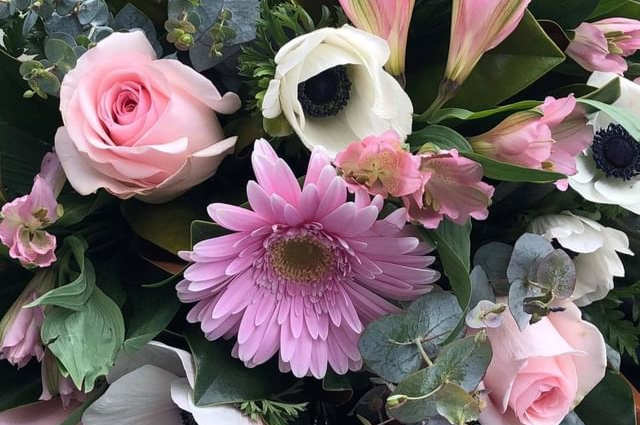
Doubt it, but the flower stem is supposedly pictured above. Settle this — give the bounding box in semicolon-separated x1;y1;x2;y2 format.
414;337;434;367
416;79;459;122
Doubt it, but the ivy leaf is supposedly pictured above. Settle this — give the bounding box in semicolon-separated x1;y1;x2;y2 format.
359;291;463;383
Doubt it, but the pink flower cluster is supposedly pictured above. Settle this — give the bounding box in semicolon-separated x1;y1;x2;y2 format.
0;153;65;268
468;96;592;190
567;18;640;75
335;131;495;229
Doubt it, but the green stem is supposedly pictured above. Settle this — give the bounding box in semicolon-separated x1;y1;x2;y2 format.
415;337;434;367
416;79;459;122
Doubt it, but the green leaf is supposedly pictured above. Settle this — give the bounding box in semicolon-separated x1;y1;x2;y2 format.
41;287;125;392
473;242;513;296
577;98;640;140
535;249;576;298
582;77;622;105
27;236;95;311
575;372;637;425
590;0;640;19
435;383;480;425
408;11;565;112
506;233;555;330
425;220;472;309
529;0;599;28
123;284;181;353
185;327;289;406
583;298;639;363
408;125;472;153
359;291;463;383
55;191;112;228
469;266;496;309
425;101;542;125
0;124;50;197
462;152;566;183
191;220;228;246
44;38;77;74
387;334;491;423
121;195;207;254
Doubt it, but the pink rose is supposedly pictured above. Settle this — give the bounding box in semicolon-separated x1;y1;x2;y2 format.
479;302;606;425
55;31;241;203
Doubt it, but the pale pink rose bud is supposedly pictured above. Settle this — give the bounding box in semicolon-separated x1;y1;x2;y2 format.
55;31;241;203
40;350;86;408
478;301;606;425
468;95;592;188
567;18;640;75
0;270;55;368
334;131;422;198
338;0;415;81
402;148;495;229
0;154;64;268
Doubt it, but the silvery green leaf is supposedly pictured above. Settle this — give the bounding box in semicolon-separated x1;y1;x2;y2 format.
535;249;576;299
44;13;82;37
44;38;76;73
224;0;260;44
48;31;78;46
168;0;195;20
89;0;110;26
55;0;77;15
15;0;31;9
506;233;554;285
0;3;10;19
193;0;223;38
188;35;241;72
435;383;480;425
73;45;87;57
469;265;496;308
473;241;512;295
22;10;39;36
114;4;162;56
91;26;113;42
77;0;100;25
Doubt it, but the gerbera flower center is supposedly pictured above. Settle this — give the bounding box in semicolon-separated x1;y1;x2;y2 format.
269;235;334;284
180;411;197;425
298;65;352;118
591;123;640;180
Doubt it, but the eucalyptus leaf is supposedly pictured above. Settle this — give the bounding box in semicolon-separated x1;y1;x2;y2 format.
225;0;260;44
113;4;162;56
408;125;472;153
22;10;39;35
44;13;83;38
473;242;513;296
387;367;441;423
535;249;576;298
359;291;463;383
44;38;77;74
560;411;587;425
462;152;566;183
435;383;480;425
469;266;496;309
431;334;492;392
77;0;100;25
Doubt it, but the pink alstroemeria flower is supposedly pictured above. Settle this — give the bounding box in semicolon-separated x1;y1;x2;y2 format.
403;148;495;229
445;0;531;85
338;0;415;81
335;131;422;198
0;270;55;368
0;153;65;268
567;18;640;75
40;351;86;408
469;96;592;189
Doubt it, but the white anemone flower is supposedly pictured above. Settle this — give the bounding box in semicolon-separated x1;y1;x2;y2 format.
82;341;260;425
569;72;640;213
262;25;413;158
529;211;633;306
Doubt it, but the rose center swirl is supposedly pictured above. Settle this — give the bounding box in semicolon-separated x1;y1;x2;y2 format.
591;123;640;180
298;65;352;118
268;235;335;284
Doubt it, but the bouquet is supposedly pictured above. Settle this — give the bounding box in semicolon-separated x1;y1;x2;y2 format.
1;0;640;424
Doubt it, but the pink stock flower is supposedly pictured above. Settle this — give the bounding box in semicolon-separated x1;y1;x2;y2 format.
334;131;422;197
0;271;55;368
567;18;640;75
0;153;65;268
338;0;415;79
177;139;439;378
445;0;531;85
402;148;494;229
469;96;592;188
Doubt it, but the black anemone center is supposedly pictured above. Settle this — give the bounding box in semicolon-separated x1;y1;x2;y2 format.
180;411;197;425
298;65;351;118
592;123;640;180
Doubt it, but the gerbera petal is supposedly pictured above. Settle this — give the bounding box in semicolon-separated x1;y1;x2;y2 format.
208;204;270;231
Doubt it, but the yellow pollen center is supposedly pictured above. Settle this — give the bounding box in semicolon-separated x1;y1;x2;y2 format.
269;237;333;284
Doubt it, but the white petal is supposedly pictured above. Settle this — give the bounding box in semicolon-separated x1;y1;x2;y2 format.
570;153;598;184
573;253;614;305
593;177;640;204
108;341;195;387
262;79;282;119
298;43;362;82
83;365;182;425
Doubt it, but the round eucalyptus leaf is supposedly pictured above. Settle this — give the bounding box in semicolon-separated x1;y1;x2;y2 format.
44;38;77;73
77;0;99;25
35;71;60;94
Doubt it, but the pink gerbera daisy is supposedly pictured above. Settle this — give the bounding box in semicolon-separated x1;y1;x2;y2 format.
177;139;440;378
